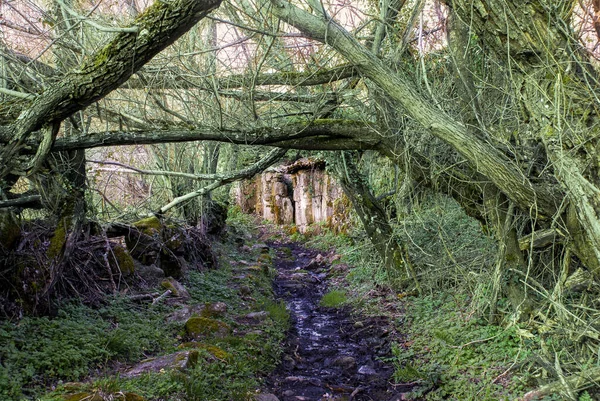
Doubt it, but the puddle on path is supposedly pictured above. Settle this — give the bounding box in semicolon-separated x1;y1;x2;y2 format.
263;241;415;401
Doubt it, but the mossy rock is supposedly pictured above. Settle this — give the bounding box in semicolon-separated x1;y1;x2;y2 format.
178;341;232;361
185;317;231;339
132;216;162;235
201;302;228;318
161;277;190;299
110;245;135;276
123;350;199;378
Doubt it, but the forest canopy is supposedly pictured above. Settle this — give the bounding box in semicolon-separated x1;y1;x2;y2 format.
2;0;600;397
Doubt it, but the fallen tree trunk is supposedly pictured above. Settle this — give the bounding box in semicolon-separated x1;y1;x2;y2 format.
269;0;560;218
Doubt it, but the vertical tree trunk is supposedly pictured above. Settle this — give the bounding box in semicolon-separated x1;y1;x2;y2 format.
331;151;420;292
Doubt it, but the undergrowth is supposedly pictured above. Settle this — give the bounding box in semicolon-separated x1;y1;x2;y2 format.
0;298;176;400
292;196;548;399
1;212;288;401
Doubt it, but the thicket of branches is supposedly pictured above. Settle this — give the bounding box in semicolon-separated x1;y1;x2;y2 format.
2;0;600;396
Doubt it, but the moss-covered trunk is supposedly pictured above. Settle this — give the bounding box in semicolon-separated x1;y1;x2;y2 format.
446;0;600;275
332;152;420;291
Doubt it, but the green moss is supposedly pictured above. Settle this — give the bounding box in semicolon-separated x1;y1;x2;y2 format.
133;216;162;236
111;246;135;276
178;342;232;361
47;221;67;260
184;317;230;339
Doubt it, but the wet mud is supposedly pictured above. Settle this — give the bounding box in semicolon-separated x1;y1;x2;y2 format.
264;241;414;401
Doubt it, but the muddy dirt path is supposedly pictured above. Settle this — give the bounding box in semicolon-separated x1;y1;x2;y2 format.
263;241;414;401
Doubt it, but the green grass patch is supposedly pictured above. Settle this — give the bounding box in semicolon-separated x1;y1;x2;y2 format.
0;298;177;400
320;289;348;307
390;293;529;400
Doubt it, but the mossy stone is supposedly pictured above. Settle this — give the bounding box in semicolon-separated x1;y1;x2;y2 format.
185;317;231;339
161;277;189;299
178;342;232;361
111;245;135;276
201;302;228;318
133;216;162;235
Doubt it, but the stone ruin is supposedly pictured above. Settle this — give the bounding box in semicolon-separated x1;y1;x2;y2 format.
233;158;350;233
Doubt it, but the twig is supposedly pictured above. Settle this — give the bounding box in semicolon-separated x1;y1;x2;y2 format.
152;290;172;305
349;386;363;400
129;292;160;302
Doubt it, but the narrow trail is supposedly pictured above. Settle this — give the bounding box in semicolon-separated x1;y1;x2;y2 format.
263;241;415;401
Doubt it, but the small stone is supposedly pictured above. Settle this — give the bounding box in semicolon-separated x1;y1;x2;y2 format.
245;311;269;320
328;254;342;263
160;277;190;299
122;350;198;378
354;321;364;328
358;365;377;375
239;285;252;295
204;302;228;317
255;394;280;401
167;304;206;323
332;355;356;369
283;390;295;397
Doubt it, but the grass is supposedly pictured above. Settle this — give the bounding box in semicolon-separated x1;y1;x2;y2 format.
2;216;288;401
391;293;528;400
320;289;348;308
0;299;177;400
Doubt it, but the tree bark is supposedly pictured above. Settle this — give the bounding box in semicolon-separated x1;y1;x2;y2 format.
4;121;381;152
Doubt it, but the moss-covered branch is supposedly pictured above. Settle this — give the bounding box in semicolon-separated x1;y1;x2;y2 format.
0;0;222;176
4;120;380;152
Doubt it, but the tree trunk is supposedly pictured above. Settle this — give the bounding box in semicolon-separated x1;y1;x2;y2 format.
331;152;420;292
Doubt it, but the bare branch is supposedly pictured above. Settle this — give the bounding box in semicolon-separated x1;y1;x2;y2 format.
0;0;223;176
157;148;287;215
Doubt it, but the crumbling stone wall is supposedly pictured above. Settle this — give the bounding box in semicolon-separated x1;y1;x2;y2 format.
233;159;349;233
